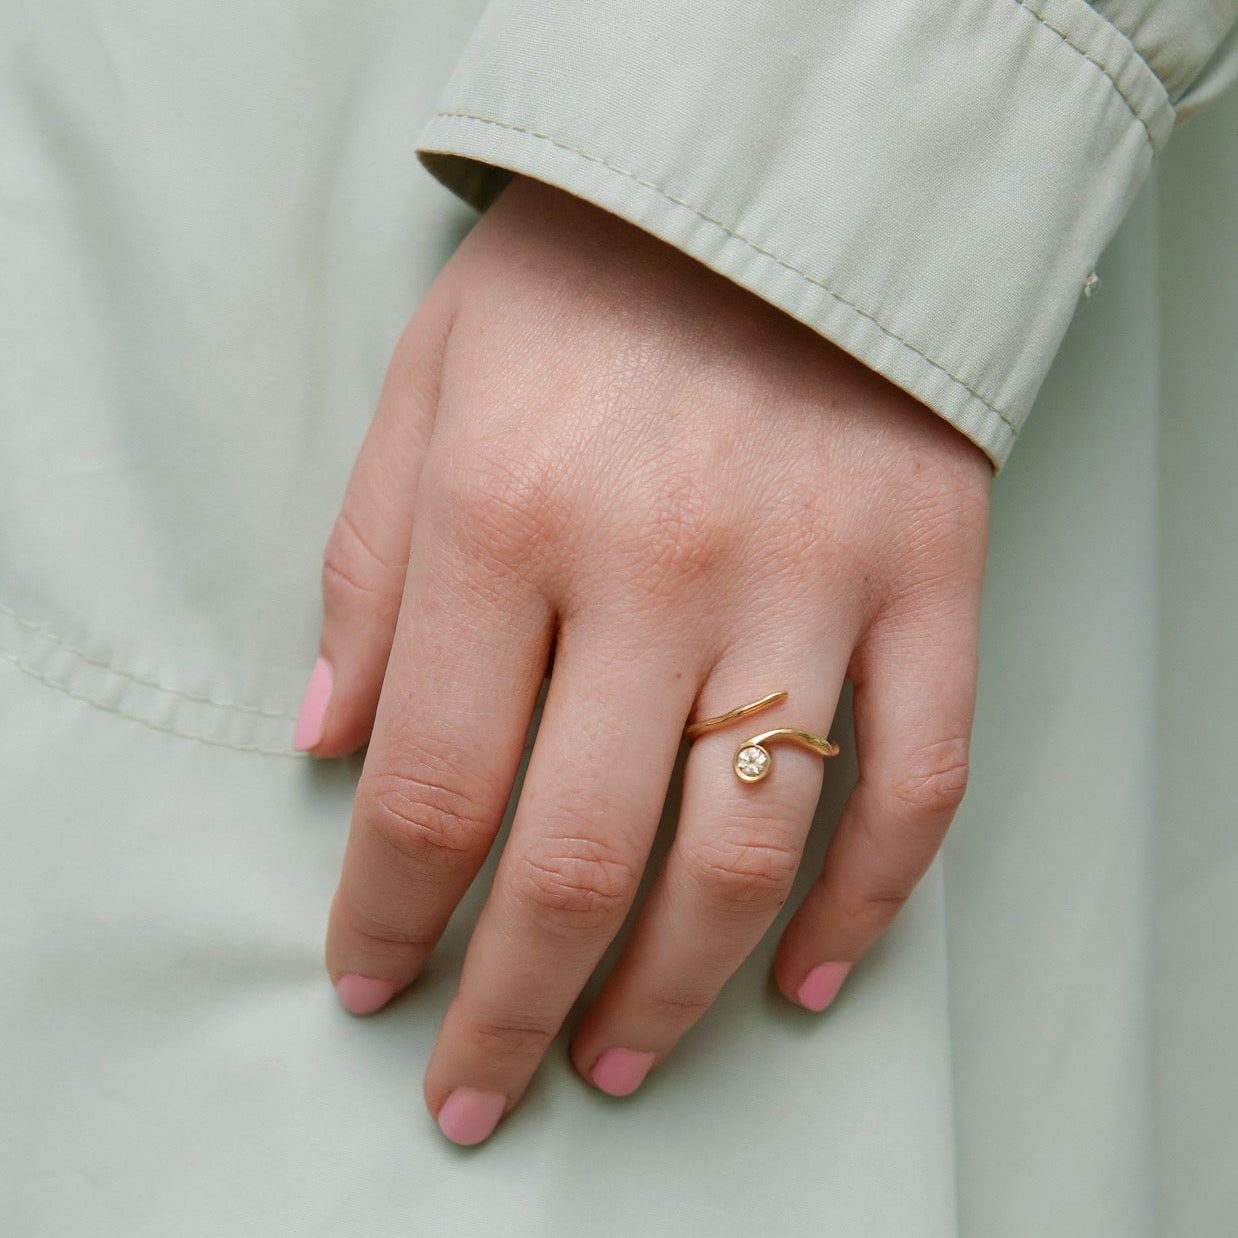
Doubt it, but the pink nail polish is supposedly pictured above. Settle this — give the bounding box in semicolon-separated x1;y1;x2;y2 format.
591;1048;656;1097
437;1087;507;1146
797;962;852;1012
336;974;397;1015
293;656;333;751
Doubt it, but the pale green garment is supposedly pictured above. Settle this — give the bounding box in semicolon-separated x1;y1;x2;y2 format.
415;0;1238;468
0;3;1235;1235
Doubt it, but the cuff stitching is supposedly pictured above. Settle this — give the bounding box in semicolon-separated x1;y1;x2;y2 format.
1013;0;1162;148
430;111;1020;435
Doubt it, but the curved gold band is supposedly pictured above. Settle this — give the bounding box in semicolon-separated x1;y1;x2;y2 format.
684;690;840;784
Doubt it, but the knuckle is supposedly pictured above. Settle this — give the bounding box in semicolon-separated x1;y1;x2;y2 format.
332;886;436;953
885;738;971;819
642;988;714;1024
681;822;801;911
736;473;873;605
321;505;402;610
362;765;494;870
434;450;572;569
510;834;638;929
467;1014;555;1062
893;479;988;583
834;881;914;931
622;471;723;595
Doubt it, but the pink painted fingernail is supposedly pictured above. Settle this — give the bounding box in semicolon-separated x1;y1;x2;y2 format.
293;657;333;751
336;974;397;1015
591;1048;657;1097
437;1087;507;1146
797;962;852;1012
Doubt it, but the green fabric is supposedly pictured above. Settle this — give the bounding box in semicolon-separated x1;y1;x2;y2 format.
0;2;1235;1233
415;0;1237;468
1092;0;1238;100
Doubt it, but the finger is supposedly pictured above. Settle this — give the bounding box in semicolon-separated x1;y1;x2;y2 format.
324;484;552;1012
294;282;456;756
422;622;698;1145
569;636;849;1097
772;602;979;1012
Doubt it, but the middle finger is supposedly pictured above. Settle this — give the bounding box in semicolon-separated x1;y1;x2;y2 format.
424;615;698;1145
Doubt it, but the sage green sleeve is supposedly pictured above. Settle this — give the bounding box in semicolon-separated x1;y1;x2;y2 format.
414;0;1238;469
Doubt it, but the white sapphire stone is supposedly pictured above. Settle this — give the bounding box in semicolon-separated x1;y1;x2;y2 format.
735;745;770;781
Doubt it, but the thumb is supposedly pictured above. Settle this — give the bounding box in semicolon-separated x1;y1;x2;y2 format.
294;285;454;756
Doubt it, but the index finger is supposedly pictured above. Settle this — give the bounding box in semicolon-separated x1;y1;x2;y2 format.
324;506;552;1013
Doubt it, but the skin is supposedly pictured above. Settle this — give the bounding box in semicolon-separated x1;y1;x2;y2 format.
301;173;992;1144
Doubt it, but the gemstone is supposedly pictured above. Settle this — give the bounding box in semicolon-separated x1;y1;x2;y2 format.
735;745;770;781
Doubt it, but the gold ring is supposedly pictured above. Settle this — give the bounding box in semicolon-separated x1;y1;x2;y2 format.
684;690;840;784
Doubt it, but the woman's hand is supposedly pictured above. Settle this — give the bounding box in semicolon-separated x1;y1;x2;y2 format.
295;174;991;1145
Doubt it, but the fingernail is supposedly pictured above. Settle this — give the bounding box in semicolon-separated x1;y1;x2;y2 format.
591;1048;656;1097
797;962;852;1012
336;974;397;1015
437;1087;507;1146
293;656;333;751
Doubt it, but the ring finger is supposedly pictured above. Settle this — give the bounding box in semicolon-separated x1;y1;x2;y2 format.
569;631;851;1096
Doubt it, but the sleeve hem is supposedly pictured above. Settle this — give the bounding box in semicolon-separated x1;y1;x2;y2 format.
419;110;1020;469
415;0;1177;471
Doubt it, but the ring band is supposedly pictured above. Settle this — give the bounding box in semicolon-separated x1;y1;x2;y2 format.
684;690;840;783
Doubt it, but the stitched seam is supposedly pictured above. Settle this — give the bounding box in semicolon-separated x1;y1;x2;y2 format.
1;649;300;758
431;111;1021;436
1011;0;1160;147
0;600;297;719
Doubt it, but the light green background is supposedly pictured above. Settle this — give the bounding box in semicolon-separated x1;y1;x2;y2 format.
1;3;1233;1234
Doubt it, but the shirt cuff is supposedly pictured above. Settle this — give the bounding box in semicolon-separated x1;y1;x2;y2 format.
414;0;1176;469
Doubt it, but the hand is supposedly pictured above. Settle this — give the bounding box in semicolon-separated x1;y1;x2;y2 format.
296;174;991;1145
